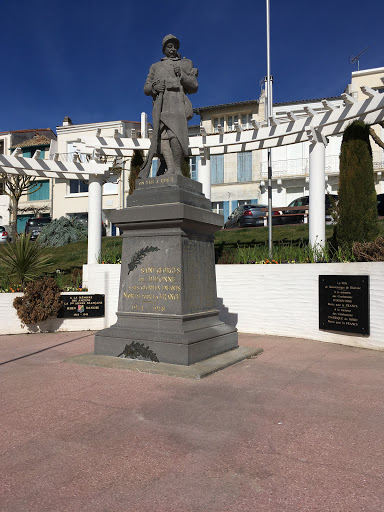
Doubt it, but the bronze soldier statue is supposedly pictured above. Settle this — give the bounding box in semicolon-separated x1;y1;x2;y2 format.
139;35;198;178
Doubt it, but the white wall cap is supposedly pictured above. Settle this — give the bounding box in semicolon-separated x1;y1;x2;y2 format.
352;66;384;78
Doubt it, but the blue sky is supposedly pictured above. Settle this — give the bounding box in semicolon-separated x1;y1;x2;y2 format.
1;0;383;133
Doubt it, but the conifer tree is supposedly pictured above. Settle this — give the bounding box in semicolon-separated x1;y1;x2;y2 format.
128;150;144;195
334;121;378;248
182;157;191;179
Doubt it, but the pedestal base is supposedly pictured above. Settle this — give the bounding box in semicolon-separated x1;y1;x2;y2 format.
95;310;238;365
94;175;238;366
68;346;262;380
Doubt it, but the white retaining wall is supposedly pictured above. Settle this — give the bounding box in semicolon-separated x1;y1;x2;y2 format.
216;263;384;351
2;263;383;351
84;262;384;350
0;291;117;335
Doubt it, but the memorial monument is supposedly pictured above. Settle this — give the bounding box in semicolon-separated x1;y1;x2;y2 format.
95;35;239;366
139;34;198;178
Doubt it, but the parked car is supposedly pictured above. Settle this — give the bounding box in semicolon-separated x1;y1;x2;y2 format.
25;217;52;241
0;226;8;244
281;194;338;224
377;194;384;216
224;204;281;229
72;213;107;236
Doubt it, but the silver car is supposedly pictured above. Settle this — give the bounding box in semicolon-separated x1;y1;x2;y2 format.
0;226;8;243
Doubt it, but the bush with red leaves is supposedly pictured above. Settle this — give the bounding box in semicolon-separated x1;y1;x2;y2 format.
13;277;62;325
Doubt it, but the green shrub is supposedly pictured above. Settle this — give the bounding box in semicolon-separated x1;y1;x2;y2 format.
1;234;53;288
38;216;87;247
13;276;62;324
334;121;379;248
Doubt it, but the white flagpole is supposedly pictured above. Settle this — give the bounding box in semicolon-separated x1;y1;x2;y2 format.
266;0;273;258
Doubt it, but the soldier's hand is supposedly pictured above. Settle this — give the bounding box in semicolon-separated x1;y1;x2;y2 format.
174;65;181;77
154;82;165;93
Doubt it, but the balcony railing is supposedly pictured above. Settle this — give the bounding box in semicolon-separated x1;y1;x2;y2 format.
260;158;309;178
49;152;124;167
260;152;384;178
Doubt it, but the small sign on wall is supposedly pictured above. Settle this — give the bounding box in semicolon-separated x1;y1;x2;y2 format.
319;275;369;336
58;294;105;318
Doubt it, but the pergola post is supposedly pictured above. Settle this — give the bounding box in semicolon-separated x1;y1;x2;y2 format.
87;175;103;264
309;140;326;250
198;149;211;199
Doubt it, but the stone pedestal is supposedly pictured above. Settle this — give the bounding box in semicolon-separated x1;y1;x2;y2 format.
94;174;238;365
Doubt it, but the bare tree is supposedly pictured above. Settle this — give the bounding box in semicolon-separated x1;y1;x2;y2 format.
369;122;384;150
0;174;43;240
17;205;50;218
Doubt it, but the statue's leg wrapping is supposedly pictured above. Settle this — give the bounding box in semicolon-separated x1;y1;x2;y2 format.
160;139;175;174
170;137;184;175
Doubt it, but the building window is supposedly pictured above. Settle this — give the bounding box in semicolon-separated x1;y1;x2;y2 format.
103;175;118;195
214;114;252;133
211;201;223;216
213;117;224;133
28;180;50;201
70;179;89;194
211;154;224;184
189;156;200;181
237;152;252;182
150;158;158;177
227;115;238;132
241;114;252;129
0;140;4;154
22;149;45;159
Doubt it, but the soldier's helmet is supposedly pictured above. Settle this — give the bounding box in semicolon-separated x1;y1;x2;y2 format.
162;34;180;53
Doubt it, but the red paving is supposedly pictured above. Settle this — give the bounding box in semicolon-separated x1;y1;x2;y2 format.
1;331;384;512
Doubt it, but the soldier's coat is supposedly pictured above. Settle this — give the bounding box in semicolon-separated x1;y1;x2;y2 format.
144;57;198;155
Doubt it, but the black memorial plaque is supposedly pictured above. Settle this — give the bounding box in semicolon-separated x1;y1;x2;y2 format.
58;294;105;318
319;275;369;335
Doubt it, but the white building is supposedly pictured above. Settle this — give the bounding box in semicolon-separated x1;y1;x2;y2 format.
194;67;384;220
0;128;57;232
3;67;383;236
54;117;151;236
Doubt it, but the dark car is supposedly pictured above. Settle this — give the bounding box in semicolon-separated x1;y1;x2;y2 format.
377;194;384;216
281;194;338;224
224;204;281;229
25;217;52;240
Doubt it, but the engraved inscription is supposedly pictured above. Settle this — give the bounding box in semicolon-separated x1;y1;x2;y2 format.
125;266;182;314
138;176;176;187
319;275;369;335
58;294;105;318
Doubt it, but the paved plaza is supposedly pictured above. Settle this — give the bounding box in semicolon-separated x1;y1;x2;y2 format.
1;331;383;511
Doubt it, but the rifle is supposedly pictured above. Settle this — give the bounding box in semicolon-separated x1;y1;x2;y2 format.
139;82;164;178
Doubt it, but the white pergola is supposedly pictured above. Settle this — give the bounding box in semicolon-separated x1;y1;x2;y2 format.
0;82;383;262
79;83;384;249
0;151;110;264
